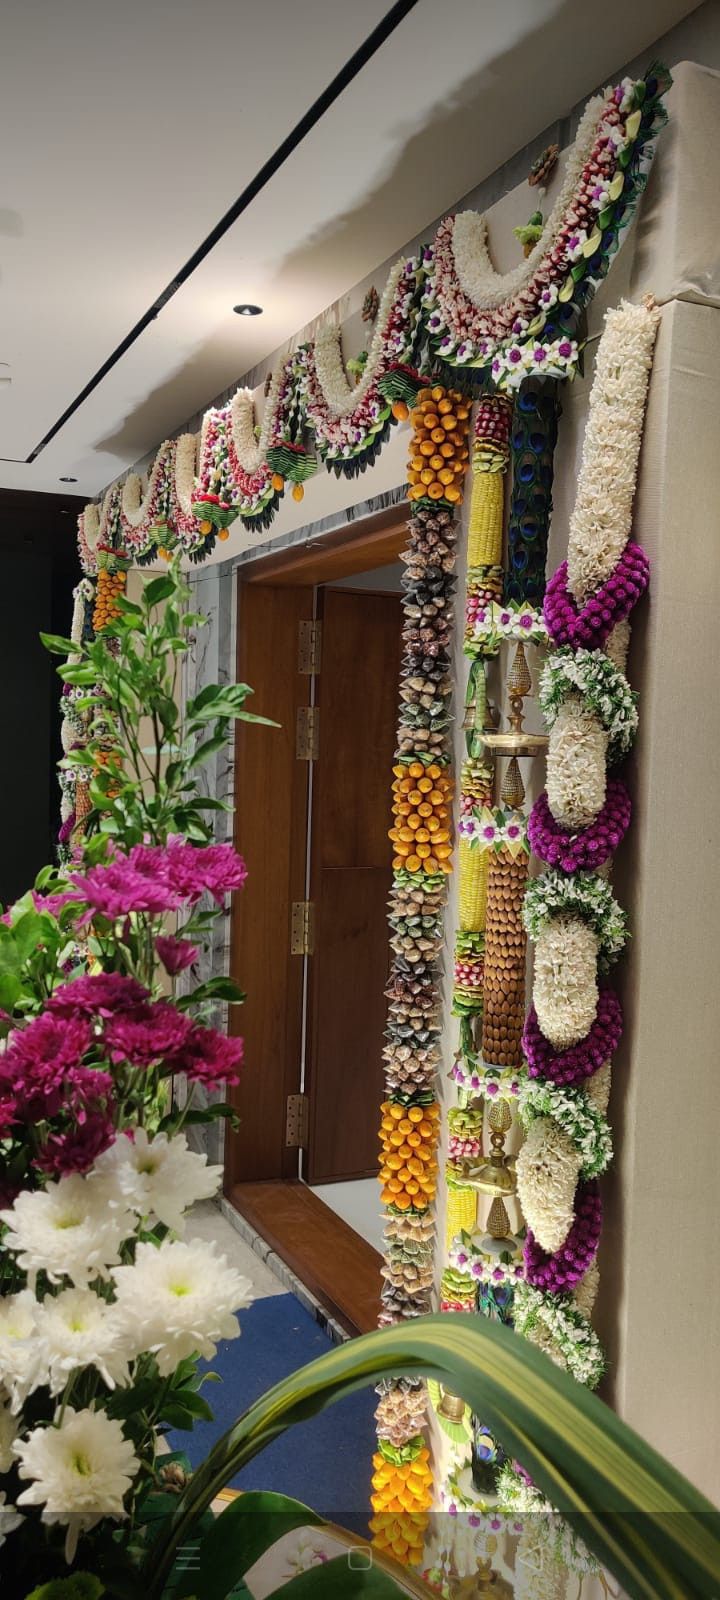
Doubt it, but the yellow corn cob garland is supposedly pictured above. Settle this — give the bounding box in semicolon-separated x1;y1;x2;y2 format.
372;385;470;1565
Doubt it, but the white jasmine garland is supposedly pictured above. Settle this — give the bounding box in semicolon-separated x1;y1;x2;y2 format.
173;431;198;516
567;300;660;603
515;1118;581;1254
0;1175;135;1289
93;1129;223;1233
121;440;174;531
229;365;285;474
15;1407;139;1564
513;1282;606;1389
110;1238;253;1375
545;695;608;829
584;1061;611;1116
451;95;607;312
518;1077;612;1179
523;869;627;970
533;915;599;1048
574;1260;600;1317
541;647;638;764
311;259;407;417
34;1288;131;1395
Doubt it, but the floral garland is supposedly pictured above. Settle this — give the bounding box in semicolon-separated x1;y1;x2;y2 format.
422;67;669;384
372;385;470;1569
514;299;660;1409
76;66;670;566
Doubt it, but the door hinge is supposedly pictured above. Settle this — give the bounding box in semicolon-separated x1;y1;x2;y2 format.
290;900;315;956
298;619;322;675
286;1092;309;1148
296;704;320;760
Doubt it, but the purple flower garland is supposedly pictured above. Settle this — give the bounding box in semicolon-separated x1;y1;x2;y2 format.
523;988;623;1086
528;779;631;873
524;1181;602;1292
543;541;650;649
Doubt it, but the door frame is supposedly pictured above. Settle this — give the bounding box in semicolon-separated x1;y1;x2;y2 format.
225;508;407;1335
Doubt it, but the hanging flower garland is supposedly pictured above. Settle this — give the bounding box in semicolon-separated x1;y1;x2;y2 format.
513;299;660;1424
76;66;670;565
371;383;470;1569
423;66;669;384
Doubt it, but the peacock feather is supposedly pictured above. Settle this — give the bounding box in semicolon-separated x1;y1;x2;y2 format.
505;380;560;606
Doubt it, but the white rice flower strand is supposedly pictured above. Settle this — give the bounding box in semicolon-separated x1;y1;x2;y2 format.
567;298;661;603
515;1119;581;1254
311;260;406;417
532;915;600;1049
519;1079;612;1179
93;1129;223;1233
545;695;608;830
451;95;607;311
110;1238;253;1375
15;1407;139;1564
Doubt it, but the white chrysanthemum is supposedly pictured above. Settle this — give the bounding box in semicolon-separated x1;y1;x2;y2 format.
546;696;608;829
0;1175;135;1288
34;1288;131;1395
0;1291;42;1412
111;1239;253;1375
516;1118;581;1253
15;1407;139;1563
0;1399;19;1472
533;915;599;1048
0;1491;22;1547
93;1129;223;1233
567;299;660;604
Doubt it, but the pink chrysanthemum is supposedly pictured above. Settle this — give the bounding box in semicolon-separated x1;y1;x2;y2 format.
164;840;248;905
171;1023;244;1086
2;1016;93;1118
155;935;199;975
48;973;150;1018
69;855;182;918
103;1002;192;1068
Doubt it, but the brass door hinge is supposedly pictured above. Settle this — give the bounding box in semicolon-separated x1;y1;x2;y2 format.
298;619;322;675
290;900;315;956
296;705;319;760
286;1092;309;1148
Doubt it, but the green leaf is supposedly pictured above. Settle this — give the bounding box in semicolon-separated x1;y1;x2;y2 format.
39;632;76;655
198;1491;323;1600
160;1403;198;1431
143;1315;720;1600
187;730;231;770
144;575;177;606
267;1557;409;1598
0;973;22;1010
178;977;246;1008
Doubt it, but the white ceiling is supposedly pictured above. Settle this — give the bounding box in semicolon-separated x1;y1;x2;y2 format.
0;0;699;497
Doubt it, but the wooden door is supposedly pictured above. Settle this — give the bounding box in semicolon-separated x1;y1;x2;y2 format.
227;581;312;1186
305;586;401;1184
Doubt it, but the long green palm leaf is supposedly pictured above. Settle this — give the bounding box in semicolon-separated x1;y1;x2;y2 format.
143;1314;720;1600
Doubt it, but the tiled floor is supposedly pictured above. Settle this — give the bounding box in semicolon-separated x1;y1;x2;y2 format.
187;1199;285;1298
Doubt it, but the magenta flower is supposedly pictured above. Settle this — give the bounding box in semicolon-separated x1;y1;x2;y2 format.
523;989;623;1087
171;1023;244;1086
164;840;248;905
524;1181;602;1292
156;935;199;975
37;1111;116;1178
2;1015;93;1117
103;1002;192;1068
48;972;150;1018
528;780;631;873
31;890;83;917
69;855;182;918
544;541;650;649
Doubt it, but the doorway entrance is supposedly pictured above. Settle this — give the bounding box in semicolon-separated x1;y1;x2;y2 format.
225;512;406;1334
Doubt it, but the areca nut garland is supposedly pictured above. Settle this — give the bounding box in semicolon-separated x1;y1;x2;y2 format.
373;383;470;1566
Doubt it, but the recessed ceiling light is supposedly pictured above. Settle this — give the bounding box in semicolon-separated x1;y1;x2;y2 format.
233;303;263;316
59;475;77;482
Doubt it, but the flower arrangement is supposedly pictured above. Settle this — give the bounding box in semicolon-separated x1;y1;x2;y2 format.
515;299;660;1409
0;557;274;1592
